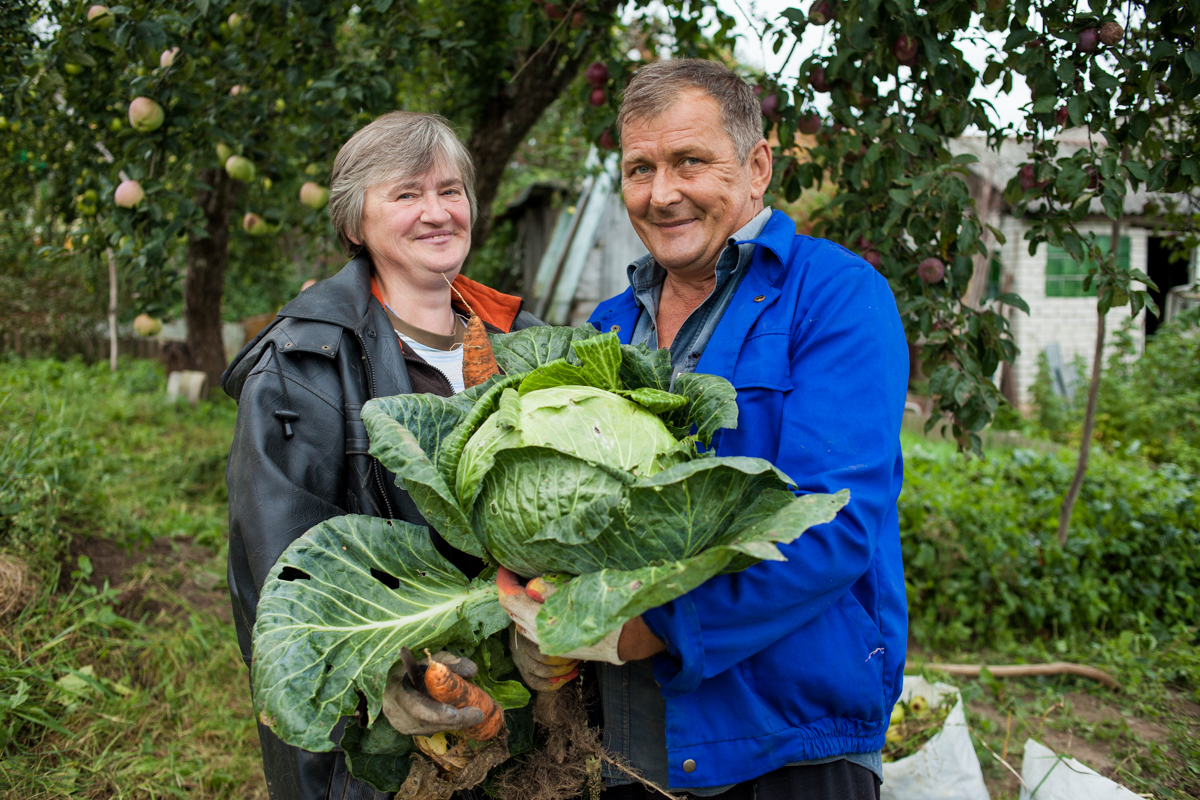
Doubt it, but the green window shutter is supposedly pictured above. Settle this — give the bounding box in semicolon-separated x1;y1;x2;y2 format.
1043;236;1129;298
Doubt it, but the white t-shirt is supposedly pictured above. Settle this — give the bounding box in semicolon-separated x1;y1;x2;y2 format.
396;332;465;394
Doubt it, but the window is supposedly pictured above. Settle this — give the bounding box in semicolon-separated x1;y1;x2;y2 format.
1044;236;1130;297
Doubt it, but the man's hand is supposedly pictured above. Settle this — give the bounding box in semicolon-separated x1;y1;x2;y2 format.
509;626;580;691
381;651;486;735
496;567;627;666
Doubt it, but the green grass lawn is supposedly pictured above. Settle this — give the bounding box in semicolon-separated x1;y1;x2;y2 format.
1;357;1196;798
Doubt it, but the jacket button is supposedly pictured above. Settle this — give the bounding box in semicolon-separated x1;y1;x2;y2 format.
368;330;376;338
682;759;697;773
610;324;621;332
754;295;766;302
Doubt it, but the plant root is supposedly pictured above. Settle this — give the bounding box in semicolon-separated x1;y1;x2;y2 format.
0;554;38;619
923;662;1121;690
495;688;681;800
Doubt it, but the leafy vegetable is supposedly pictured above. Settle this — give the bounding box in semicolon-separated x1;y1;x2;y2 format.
250;515;509;753
362;328;849;655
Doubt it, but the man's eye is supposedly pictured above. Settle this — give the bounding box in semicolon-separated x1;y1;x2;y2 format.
630;165;651;176
683;157;701;166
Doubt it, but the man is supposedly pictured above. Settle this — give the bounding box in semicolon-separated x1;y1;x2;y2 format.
503;59;909;799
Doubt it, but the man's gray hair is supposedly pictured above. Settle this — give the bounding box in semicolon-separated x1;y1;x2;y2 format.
329;111;477;256
617;59;763;163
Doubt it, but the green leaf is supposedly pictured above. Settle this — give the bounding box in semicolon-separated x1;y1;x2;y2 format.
518;332;624;394
616;387;689;414
534;489;850;654
340;720;412;792
996;293;1030;314
251;516;508;752
670;372;739;446
364;396;482;557
618;345;672;391
490;325;600;374
898;133;921;155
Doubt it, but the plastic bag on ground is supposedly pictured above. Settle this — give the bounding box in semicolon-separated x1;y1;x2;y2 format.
881;675;990;800
1018;739;1141;800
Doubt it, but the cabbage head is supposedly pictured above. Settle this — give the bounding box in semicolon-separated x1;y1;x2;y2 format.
362;326;848;655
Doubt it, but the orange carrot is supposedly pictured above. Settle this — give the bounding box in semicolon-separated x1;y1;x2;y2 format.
424;659;505;741
444;276;501;388
462;312;500;388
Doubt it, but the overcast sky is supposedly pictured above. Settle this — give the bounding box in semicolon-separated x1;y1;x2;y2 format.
715;0;1031;131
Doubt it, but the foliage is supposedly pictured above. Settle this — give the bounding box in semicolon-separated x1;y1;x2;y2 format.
359;327;847;656
757;0;1200;452
900;437;1200;651
1094;310;1200;472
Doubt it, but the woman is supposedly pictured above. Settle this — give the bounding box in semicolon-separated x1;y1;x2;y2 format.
223;112;540;800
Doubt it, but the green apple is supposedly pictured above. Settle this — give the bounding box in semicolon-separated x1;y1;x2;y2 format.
114;179;145;208
299;181;329;210
128;97;164;132
225;155;256;182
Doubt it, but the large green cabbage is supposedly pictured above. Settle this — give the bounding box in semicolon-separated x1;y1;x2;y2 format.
248;326;847;789
361;327;848;655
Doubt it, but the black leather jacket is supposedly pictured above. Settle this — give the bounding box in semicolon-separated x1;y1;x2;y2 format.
222;256;540;666
222;257;540;799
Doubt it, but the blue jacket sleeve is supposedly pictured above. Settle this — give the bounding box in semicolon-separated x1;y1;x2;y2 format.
642;259;908;695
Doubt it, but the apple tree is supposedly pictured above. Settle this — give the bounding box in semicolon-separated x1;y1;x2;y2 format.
4;0;658;387
757;0;1198;476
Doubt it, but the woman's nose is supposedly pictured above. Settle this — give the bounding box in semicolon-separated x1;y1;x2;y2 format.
420;193;453;224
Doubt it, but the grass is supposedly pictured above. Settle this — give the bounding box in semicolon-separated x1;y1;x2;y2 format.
0;356;1195;799
0;356;264;799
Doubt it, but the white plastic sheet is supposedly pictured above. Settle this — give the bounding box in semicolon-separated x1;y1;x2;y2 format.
1018;739;1142;800
881;675;991;800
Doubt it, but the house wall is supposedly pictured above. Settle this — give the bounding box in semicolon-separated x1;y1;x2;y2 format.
999;217;1146;407
567;192;648;326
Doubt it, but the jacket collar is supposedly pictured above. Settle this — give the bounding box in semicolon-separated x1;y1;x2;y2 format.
733;209;795;286
278;256;376;330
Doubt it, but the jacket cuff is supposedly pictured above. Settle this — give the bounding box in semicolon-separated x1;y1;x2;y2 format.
645;596;705;697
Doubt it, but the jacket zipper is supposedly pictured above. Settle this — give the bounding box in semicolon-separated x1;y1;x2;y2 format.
355;329;396;520
403;353;456;396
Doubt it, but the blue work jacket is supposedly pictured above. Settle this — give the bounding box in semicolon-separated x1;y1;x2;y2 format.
588;210;909;788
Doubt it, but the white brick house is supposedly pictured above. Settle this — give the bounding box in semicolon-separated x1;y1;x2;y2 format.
953;135;1196;407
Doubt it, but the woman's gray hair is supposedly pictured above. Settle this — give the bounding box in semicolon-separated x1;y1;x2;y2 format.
617;59;763;163
329;111;477;256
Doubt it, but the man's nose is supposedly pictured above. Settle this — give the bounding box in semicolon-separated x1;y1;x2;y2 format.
649;168;682;207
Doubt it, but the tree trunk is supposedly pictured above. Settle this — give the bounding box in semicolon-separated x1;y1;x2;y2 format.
107;247;118;372
184;168;241;391
1057;214;1121;545
465;0;622;254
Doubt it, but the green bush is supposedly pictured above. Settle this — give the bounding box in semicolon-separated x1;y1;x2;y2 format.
1095;310;1200;473
900;441;1200;650
1027;310;1200;471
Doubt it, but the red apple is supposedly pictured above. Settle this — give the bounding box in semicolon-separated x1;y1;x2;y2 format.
585;62;609;88
571;10;586;28
808;0;833;25
1018;163;1047;191
918;257;945;284
1078;28;1099;52
797;113;822;135
544;2;564;20
810;66;830;93
1055;106;1069;126
892;35;918;63
760;93;781;122
589;88;606;107
599;128;617;150
863;249;883;269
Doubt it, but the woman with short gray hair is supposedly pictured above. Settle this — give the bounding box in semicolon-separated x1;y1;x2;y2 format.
222;110;540;800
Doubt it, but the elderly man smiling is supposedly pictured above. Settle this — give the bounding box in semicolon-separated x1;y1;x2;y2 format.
503;59;910;799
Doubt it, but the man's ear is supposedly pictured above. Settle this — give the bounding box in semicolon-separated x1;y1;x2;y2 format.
748;139;773;200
